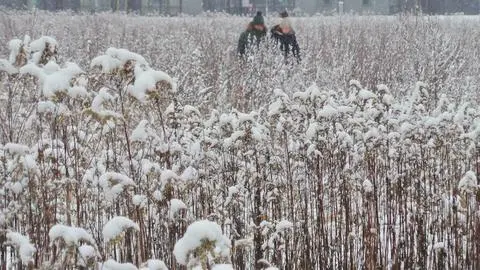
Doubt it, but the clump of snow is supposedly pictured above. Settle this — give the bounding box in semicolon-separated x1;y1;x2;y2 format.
19;63;45;80
349;79;362;89
358;89;377;100
268;100;284;117
78;244;97;267
30;36;58;64
225;186;240;206
30;36;57;53
432;242;446;250
364;127;380;141
131;120;150;142
153;190;163;201
132;195;148;208
235;110;256;124
6;231;36;264
0;212;5;226
103;216;140;243
212;264;234;270
8;39;23;63
318;104;338;118
4;143;30;155
10;182;23;195
234;238;253;248
292;90;310;101
458;171;478;193
106;47;147;66
257;259;278;269
223;130;245;148
180;166;199;181
130;70;176;101
276;220;294;232
305;122;318;140
169;199;187;219
44;61;60;74
38;101;57;113
273;88;289;99
42;62;84;98
91;55;121;73
184;105;201;116
161;170;180;183
376;84;389;92
90;88;122;119
382;94;394;105
173;220;231;266
0;59;17;74
101;259;138;270
19;60;83;99
140;259;168;270
98;172;136;202
99;172;136;187
363;179;374;193
22;154;37;170
68;86;89;98
49;224;95;246
91;47;147;73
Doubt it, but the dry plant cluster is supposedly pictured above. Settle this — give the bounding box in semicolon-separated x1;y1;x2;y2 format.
0;11;480;270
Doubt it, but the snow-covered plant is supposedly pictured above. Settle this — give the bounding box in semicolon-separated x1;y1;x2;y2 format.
5;231;36;266
173;220;231;269
48;224;98;268
103;216;140;243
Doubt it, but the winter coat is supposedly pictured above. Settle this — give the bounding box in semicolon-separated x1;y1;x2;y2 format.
270;24;300;61
237;26;267;56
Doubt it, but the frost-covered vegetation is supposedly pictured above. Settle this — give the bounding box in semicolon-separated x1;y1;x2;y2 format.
1;11;480;270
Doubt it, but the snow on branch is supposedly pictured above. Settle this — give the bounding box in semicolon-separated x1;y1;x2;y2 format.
6;231;36;265
49;224;96;246
91;47;147;74
173;220;231;267
129;69;177;102
100;259;138;270
103;216;140;243
458;171;478;193
139;259;169;270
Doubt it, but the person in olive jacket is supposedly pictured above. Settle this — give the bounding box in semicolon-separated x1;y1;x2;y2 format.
237;11;267;56
270;11;300;62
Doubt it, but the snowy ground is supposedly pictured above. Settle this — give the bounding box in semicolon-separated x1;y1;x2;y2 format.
1;12;480;270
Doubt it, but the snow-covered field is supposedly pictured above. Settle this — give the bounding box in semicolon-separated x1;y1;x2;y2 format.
1;11;480;269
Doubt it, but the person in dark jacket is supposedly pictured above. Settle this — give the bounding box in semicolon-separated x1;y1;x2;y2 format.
237;11;267;56
270;11;300;62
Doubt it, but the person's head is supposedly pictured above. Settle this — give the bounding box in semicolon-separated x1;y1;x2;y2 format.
280;10;288;18
252;11;264;26
279;16;292;34
252;24;265;31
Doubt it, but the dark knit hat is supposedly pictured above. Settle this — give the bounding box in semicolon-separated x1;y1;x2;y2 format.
252;11;264;25
280;10;288;18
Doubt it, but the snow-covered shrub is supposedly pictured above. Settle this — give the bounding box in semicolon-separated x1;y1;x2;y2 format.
5;232;36;266
1;12;480;270
48;224;98;268
173;220;231;269
103;216;140;243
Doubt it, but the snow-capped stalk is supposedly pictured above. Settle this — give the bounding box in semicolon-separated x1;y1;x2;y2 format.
314;155;327;267
250;149;263;270
364;151;378;270
62;125;72;227
153;97;168;145
475;150;480;269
